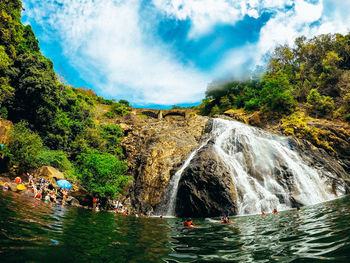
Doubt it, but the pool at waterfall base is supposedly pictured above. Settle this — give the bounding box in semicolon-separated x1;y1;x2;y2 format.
1;191;350;262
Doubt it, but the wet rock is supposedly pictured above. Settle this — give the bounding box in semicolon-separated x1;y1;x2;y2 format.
8;182;18;192
20;189;33;198
175;142;237;217
70;186;91;207
69;197;80;207
288;137;349;193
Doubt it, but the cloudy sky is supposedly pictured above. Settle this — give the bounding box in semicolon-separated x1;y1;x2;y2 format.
22;0;350;108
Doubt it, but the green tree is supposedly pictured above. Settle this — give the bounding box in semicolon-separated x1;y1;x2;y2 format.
118;99;130;107
75;150;131;199
37;149;72;173
219;96;232;111
209;104;221;116
260;75;296;113
307;88;334;116
110;102;129;116
7;121;43;170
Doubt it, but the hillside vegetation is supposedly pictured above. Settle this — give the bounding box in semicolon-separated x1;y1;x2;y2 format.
198;33;350;156
200;33;350;121
0;0;132;199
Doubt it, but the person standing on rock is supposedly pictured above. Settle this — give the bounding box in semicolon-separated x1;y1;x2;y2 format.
3;182;9;191
14;176;21;184
93;197;98;210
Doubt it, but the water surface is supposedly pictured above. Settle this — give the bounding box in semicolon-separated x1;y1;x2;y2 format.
1;191;350;262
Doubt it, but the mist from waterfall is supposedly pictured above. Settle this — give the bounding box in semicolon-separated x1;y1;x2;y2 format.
211;118;345;215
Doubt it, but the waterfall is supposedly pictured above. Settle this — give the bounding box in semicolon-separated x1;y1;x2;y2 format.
158;118;345;217
157;139;210;216
211;118;345;215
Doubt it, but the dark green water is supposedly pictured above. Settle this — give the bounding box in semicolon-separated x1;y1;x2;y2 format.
1;191;350;263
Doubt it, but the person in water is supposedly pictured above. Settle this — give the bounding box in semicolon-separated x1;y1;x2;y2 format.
272;209;278;214
261;211;266;216
221;217;232;223
35;189;42;200
184;218;195;227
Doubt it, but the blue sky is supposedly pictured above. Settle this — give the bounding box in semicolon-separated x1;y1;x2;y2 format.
21;0;350;108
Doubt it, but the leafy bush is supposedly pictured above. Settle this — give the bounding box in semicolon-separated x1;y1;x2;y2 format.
244;98;260;111
7;121;43;170
260;76;296;113
307;89;334;116
103;111;115;119
110;102;129;116
118;99;130;107
37;149;72;172
74;150;131;199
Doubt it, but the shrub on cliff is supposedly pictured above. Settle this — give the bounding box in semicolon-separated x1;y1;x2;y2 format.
37;149;72;174
307;89;335;116
74;150;132;199
7;121;43;170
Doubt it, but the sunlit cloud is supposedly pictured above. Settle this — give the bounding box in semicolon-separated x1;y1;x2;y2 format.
22;0;350;106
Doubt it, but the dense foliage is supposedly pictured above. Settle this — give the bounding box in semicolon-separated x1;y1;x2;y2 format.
0;0;132;199
74;150;130;199
200;33;350;121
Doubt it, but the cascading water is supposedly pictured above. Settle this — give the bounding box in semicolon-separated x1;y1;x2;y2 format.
160;118;345;216
211;118;345;215
158;140;210;216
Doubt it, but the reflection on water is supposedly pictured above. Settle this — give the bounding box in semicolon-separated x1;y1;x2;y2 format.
1;191;350;262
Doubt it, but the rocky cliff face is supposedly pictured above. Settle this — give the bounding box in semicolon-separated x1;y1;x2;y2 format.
175;141;237;217
119;113;208;214
118;110;349;217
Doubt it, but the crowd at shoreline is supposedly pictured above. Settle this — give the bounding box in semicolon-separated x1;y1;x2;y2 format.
2;173;298;228
2;173;71;205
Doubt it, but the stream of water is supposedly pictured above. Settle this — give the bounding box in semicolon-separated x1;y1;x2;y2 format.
1;191;350;262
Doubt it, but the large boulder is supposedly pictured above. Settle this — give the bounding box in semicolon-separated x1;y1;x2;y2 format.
8;182;18;192
175;141;237;217
34;166;65;182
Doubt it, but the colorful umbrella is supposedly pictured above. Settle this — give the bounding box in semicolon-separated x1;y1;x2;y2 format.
17;184;26;191
56;180;72;189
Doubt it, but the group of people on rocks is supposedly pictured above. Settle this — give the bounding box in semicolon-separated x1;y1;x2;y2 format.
2;172;70;205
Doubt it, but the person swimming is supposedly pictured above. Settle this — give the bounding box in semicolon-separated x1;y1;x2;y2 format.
221;217;232;223
272;209;278;214
184;218;195;228
261;211;266;216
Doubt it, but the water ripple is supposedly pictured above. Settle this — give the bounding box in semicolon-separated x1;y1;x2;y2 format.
1;192;350;262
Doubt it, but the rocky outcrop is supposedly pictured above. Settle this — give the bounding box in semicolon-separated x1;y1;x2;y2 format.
34;166;65;182
119;113;208;214
288;137;350;192
175;141;237;217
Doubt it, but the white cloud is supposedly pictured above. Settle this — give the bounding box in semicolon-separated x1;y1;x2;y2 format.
23;0;210;105
22;0;350;105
